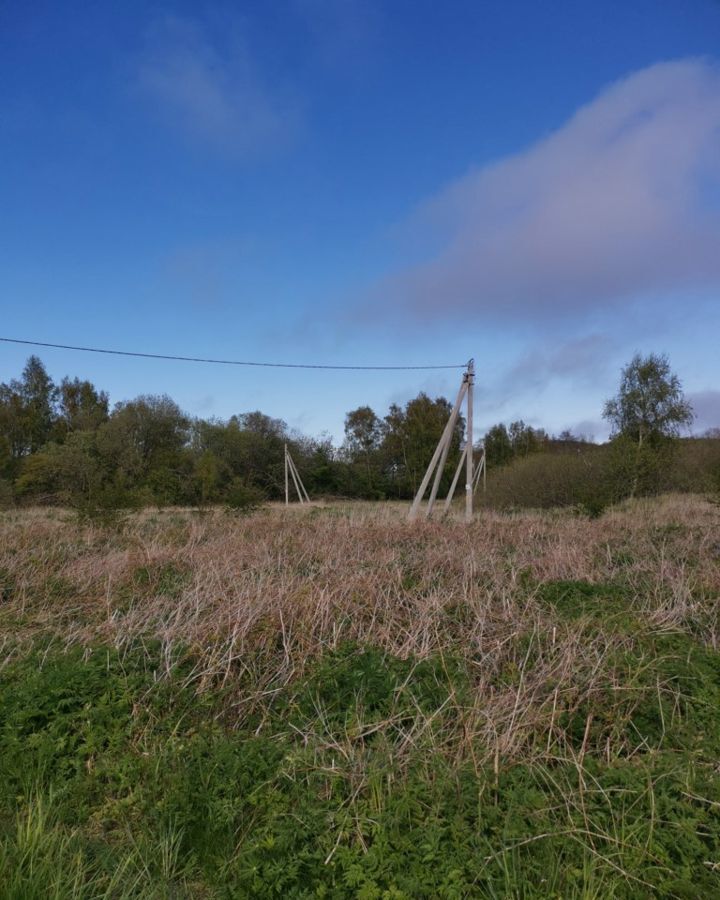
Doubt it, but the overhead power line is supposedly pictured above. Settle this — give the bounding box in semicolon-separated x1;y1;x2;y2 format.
0;337;467;371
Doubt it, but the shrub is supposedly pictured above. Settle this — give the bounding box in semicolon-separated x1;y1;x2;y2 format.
483;447;617;511
224;478;266;513
665;437;720;494
481;437;720;512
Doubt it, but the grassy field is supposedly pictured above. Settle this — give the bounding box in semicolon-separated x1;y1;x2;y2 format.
1;496;720;898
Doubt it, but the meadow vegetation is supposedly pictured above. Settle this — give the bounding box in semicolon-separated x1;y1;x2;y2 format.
2;495;720;897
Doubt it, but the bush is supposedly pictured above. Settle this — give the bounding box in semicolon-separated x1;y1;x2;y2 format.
224;478;265;513
483;448;617;511
482;437;720;513
664;437;720;494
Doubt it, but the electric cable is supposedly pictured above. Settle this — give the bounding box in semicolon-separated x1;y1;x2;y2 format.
0;337;468;371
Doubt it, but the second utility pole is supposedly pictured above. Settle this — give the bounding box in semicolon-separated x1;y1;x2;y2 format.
465;359;474;523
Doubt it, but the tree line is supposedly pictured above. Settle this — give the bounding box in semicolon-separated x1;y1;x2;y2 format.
0;355;468;513
0;353;715;515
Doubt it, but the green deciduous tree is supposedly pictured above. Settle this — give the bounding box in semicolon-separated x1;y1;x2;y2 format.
95;395;191;503
484;424;513;467
344;406;382;490
603;353;694;497
380;393;463;496
19;356;57;453
0;356;57;459
0;385;25;464
484;422;547;468
56;377;109;436
603;353;694;447
508;420;547;457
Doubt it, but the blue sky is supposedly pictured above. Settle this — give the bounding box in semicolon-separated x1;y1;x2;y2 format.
2;0;720;442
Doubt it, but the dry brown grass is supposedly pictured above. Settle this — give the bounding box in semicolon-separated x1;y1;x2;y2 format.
1;494;719;768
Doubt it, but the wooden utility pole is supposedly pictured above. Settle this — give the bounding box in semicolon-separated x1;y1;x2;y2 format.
284;443;289;506
465;359;474;523
408;378;467;521
408;359;476;522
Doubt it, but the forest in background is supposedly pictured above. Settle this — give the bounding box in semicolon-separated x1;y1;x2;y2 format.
1;354;719;516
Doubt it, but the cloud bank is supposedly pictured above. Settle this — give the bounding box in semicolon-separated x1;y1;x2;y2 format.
137;15;297;158
383;59;720;321
500;334;616;395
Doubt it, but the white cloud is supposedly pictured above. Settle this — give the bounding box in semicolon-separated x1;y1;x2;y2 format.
137;15;298;158
380;59;720;321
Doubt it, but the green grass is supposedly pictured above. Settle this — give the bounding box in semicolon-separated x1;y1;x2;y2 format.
2;635;720;898
1;497;719;896
536;579;631;620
